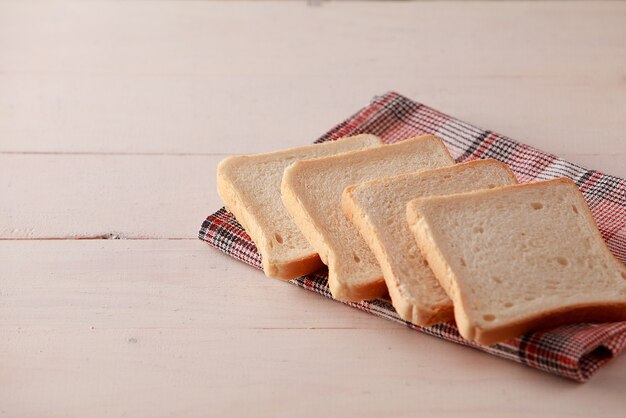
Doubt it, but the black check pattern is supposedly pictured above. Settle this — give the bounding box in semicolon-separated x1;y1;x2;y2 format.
199;92;626;382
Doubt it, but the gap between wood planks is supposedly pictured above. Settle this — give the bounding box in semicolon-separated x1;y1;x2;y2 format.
2;151;625;157
0;236;198;241
0;151;234;156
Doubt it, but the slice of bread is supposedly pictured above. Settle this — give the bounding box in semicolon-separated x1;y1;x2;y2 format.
217;135;382;279
407;178;626;345
281;135;455;301
343;160;518;326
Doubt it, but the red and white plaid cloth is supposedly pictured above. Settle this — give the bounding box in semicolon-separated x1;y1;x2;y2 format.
199;91;626;382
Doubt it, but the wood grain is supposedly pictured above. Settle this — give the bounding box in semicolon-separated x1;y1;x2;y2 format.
2;153;624;240
2;240;626;418
0;154;221;239
1;1;625;156
1;0;626;417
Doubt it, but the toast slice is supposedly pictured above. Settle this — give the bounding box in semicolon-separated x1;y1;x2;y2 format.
217;134;382;279
281;135;455;301
343;160;518;326
407;178;626;345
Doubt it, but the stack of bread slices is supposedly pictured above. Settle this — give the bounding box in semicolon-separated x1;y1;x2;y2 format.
217;134;626;345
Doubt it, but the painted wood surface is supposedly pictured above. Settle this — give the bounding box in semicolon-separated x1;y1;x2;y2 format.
0;154;221;239
2;1;626;157
3;241;626;418
2;1;625;417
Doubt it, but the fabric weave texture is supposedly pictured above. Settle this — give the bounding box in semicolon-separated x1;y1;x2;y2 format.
199;91;626;382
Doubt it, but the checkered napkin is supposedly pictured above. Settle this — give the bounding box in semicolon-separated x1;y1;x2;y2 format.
199;91;626;382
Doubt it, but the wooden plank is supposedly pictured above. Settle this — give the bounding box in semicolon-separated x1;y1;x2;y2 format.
1;1;625;155
3;1;624;78
0;240;396;330
2;240;626;418
2;153;624;240
1;1;626;416
0;154;223;239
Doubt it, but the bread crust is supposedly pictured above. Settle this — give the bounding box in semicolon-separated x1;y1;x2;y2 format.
216;135;383;280
407;203;464;321
344;159;517;325
329;275;388;302
408;177;626;345
217;157;324;279
472;302;626;346
282;135;455;301
343;184;454;324
266;253;326;280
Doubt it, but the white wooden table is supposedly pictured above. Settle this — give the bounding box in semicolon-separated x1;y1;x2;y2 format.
2;1;626;417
